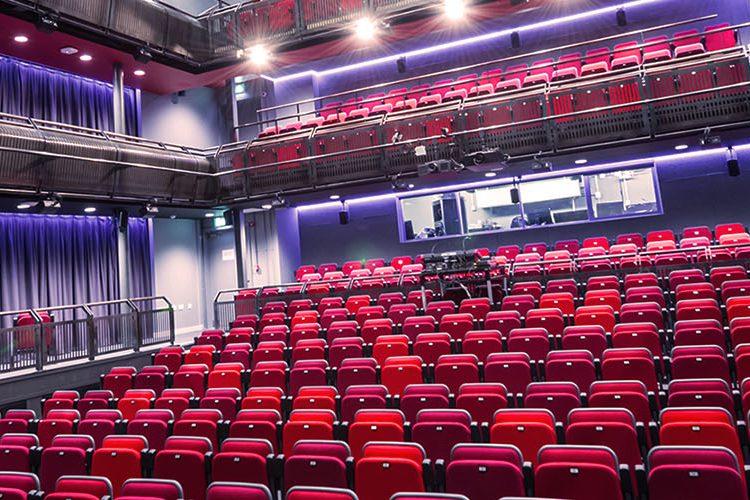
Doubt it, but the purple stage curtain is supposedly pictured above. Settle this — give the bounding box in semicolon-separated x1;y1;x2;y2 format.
0;214;120;314
128;218;154;298
0;55;139;135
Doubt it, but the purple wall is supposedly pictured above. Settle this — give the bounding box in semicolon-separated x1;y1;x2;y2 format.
296;146;750;266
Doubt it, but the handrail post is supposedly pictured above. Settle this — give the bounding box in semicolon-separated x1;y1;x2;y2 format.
164;297;176;345
29;309;44;371
82;305;97;360
127;299;142;352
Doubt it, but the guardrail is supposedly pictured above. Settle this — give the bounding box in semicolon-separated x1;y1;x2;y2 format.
213;242;750;329
0;296;174;374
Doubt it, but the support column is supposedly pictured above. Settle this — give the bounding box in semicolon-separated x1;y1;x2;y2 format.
232;209;247;288
112;63;126;134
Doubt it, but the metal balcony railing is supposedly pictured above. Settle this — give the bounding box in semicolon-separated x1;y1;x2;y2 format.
0;296;175;374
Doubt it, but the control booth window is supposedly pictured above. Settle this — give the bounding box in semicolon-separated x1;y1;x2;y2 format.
398;165;661;242
519;176;588;227
588;168;660;219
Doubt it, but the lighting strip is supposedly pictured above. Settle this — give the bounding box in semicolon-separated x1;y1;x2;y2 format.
295;144;734;211
261;0;663;83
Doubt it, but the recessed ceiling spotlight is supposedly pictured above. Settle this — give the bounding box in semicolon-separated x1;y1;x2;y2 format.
59;46;78;55
84;207;97;213
408;183;415;189
14;35;29;43
16;202;33;210
169;214;177;219
484;172;497;178
675;144;689;151
205;212;215;218
575;159;588;165
133;69;146;76
329;194;341;200
261;203;273;210
79;54;92;62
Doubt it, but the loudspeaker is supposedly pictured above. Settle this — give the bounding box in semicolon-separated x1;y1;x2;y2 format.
397;57;407;74
223;209;235;226
510;31;521;49
404;220;415;240
728;158;740;177
339;209;350;225
616;8;627;26
510;187;520;204
116;210;128;232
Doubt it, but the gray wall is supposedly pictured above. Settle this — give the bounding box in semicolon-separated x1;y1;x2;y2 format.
152;218;205;334
202;226;239;327
297;147;750;265
141;87;229;148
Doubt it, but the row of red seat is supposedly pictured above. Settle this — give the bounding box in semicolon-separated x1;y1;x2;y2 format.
259;25;736;137
293;222;748;281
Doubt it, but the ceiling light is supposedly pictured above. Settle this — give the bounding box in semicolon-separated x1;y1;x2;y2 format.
575;159;588;165
16;202;32;210
133;69;146;76
14;35;29;43
205;212;215;218
83;207;97;213
329;194;341;200
169;215;177;219
674;144;689;151
261;203;273;210
354;18;378;41
484;172;497;178
408;183;415;189
248;44;270;66
59;46;78;55
79;54;92;62
444;0;465;19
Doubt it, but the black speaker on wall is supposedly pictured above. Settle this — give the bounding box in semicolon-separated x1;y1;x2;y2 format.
728;158;740;177
397;57;407;74
510;31;521;49
510;187;520;204
223;209;235;226
339;209;350;225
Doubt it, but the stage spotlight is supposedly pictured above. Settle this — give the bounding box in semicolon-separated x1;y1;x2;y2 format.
139;201;159;218
531;153;552;172
248;44;271;66
700;127;721;148
35;15;57;33
391;174;413;192
354;18;378;41
444;0;466;19
134;47;153;64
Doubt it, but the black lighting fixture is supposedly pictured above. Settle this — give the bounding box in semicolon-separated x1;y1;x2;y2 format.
510;178;520;204
134;47;153;64
616;8;627;27
727;147;741;177
271;192;289;208
391;174;414;192
397;57;407;74
531;152;552;172
510;31;521;49
139;199;159;218
35;15;58;33
417;159;454;176
700;127;722;148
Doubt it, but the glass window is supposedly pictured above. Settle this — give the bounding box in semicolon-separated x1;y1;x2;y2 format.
519;176;588;227
589;167;659;219
459;185;522;233
400;193;464;240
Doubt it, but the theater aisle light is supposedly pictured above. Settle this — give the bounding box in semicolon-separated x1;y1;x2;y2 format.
248;44;271;66
444;0;466;20
354;17;378;41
